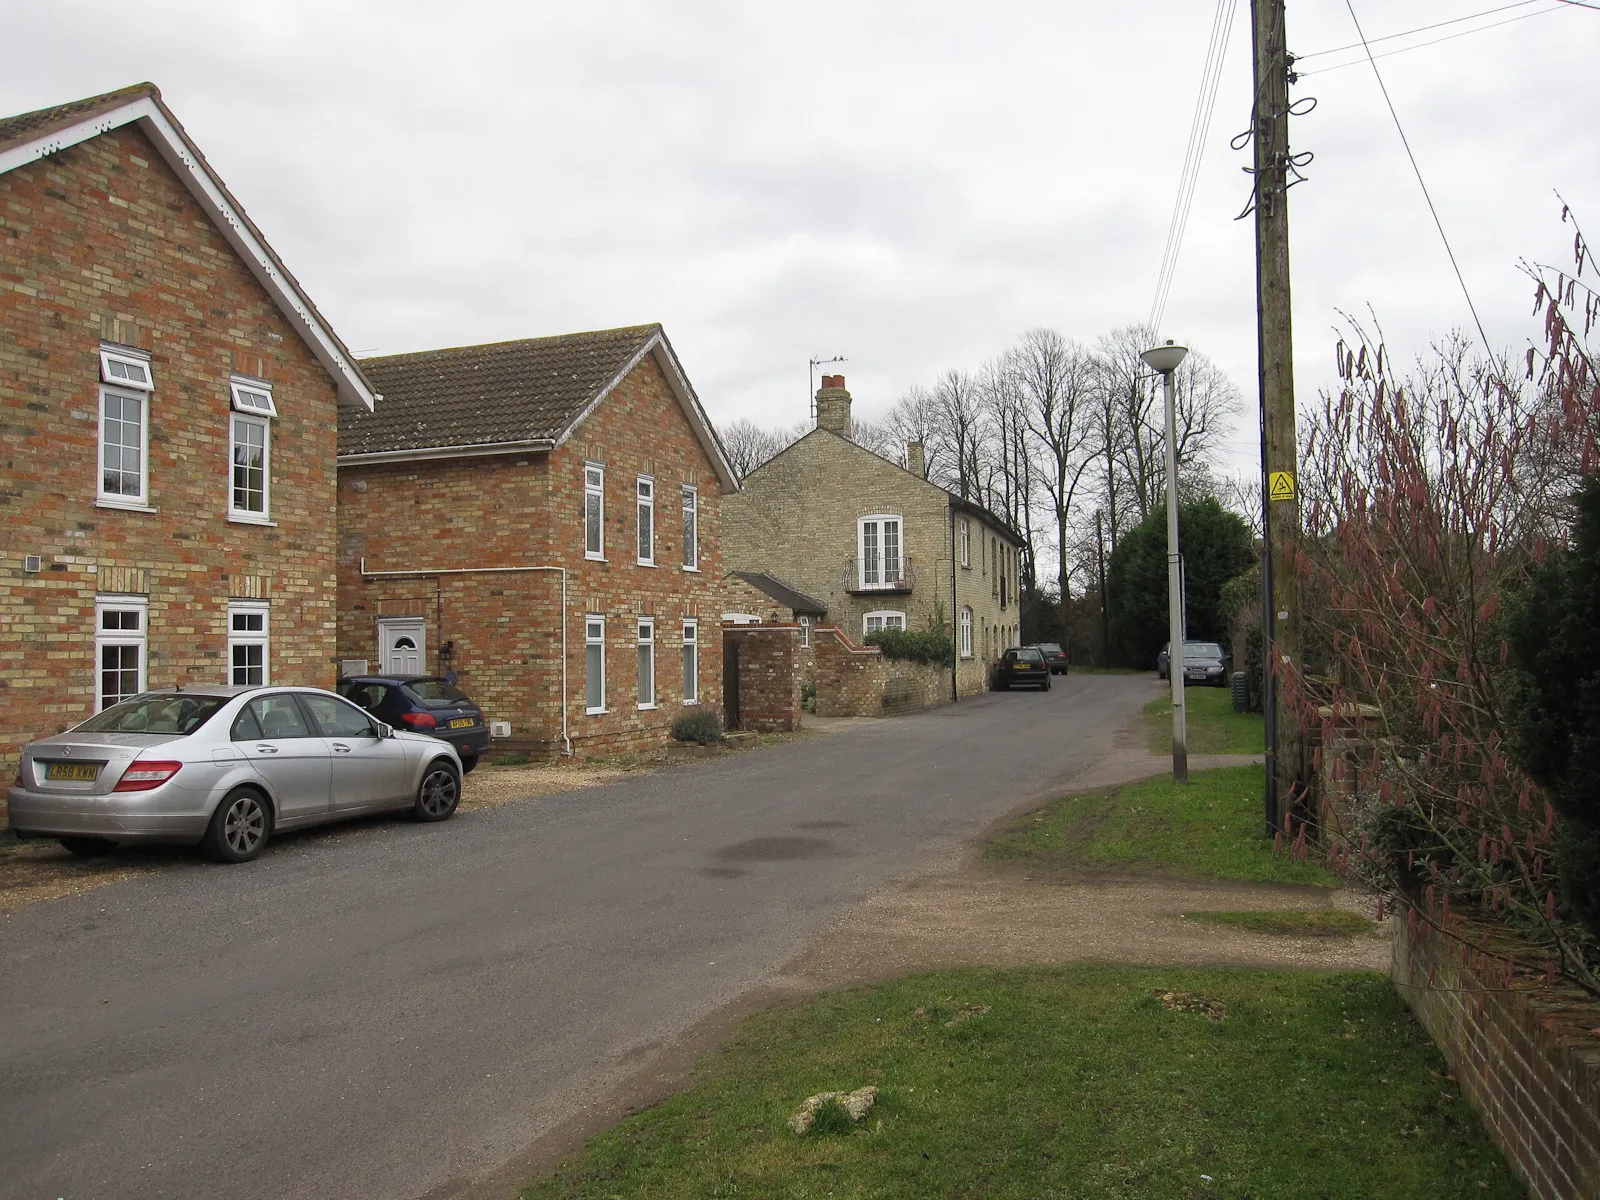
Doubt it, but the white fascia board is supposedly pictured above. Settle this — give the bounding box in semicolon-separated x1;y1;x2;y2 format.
549;329;741;492
337;439;554;467
0;98;377;412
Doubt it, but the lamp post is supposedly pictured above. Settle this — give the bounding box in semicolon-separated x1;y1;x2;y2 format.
1141;339;1189;784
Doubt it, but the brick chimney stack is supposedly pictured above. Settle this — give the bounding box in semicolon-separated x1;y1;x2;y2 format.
815;375;852;440
906;440;926;478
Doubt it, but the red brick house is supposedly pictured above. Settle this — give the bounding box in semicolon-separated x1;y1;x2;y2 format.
336;325;738;758
0;84;378;777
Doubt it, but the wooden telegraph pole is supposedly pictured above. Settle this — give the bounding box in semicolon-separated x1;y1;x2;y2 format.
1251;0;1303;833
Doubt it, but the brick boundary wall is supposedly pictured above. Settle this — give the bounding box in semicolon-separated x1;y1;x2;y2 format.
882;660;951;715
812;626;887;717
1393;914;1600;1199
723;625;801;732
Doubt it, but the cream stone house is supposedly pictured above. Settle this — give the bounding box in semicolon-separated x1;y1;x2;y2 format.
722;376;1025;698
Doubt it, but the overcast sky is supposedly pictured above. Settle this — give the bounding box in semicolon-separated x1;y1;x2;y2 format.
9;1;1598;472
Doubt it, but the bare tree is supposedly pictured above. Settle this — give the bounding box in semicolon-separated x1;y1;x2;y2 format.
877;386;943;481
932;368;986;501
720;418;806;478
1008;328;1096;608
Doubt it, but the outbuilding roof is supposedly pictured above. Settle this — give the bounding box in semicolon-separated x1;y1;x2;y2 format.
338;324;739;489
733;571;828;616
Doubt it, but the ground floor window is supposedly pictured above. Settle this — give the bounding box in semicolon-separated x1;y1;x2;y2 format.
959;607;973;658
95;595;148;710
585;615;606;713
637;617;655;709
228;600;269;686
863;610;906;637
682;619;698;703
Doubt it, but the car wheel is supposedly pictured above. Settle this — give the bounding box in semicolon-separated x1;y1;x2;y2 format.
203;788;272;864
59;836;116;857
414;761;461;822
459;754;479;775
1041;677;1052;691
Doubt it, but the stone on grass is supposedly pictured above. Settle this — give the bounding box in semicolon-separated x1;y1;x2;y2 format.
787;1085;878;1134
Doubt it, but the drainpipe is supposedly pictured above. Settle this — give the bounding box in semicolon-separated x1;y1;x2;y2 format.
358;559;571;756
949;504;959;703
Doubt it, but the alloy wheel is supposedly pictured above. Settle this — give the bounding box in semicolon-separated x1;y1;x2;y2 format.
224;795;267;856
418;767;459;819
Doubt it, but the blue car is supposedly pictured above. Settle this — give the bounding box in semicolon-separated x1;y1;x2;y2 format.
338;675;490;772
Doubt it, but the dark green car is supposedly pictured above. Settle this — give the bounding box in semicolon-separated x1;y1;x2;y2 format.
993;646;1051;691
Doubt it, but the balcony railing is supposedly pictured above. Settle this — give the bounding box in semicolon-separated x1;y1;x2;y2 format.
844;553;916;595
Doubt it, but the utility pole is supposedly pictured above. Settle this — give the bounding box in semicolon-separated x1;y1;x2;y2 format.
1096;509;1110;669
1251;0;1303;833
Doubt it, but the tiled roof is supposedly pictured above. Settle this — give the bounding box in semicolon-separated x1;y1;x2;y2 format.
341;325;663;456
0;83;157;156
734;572;828;616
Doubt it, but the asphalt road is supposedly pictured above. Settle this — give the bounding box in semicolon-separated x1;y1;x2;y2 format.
0;673;1152;1200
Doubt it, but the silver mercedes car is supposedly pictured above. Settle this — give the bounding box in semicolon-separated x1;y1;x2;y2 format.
7;686;462;863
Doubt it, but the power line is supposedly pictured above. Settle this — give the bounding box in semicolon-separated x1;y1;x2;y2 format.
1342;0;1495;360
1297;0;1540;59
1300;4;1569;76
1148;0;1241;334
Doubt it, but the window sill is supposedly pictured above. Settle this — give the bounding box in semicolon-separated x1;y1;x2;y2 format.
585;553;607;562
228;514;277;527
682;698;700;706
585;707;608;716
681;565;700;573
637;560;657;568
96;499;156;513
638;703;658;711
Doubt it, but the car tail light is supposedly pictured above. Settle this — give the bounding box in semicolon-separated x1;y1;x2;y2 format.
400;712;438;731
113;760;184;792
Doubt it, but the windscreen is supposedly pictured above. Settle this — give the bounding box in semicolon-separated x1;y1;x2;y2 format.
1183;643;1224;659
1037;643;1063;653
405;679;470;707
1014;648;1044;662
74;694;226;735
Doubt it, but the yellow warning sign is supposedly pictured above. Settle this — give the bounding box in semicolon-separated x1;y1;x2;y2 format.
1268;471;1296;502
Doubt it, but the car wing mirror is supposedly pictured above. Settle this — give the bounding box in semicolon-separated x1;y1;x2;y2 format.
374;722;394;739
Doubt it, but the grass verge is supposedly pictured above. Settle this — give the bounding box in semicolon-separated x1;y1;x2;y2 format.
986;764;1338;887
1144;684;1264;755
523;964;1518;1199
1183;909;1376;937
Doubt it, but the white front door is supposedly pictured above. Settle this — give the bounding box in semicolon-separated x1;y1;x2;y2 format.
378;619;426;675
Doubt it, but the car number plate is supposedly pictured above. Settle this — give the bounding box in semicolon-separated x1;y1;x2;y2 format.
45;762;99;782
1186;669;1207;678
1012;663;1031;670
448;717;475;729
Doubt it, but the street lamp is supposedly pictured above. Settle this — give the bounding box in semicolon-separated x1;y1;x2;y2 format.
1140;339;1189;784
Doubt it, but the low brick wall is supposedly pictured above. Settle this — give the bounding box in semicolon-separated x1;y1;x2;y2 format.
1393;914;1600;1199
883;660;951;715
723;625;801;732
813;627;887;717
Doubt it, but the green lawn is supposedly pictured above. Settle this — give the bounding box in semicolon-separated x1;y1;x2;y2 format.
1183;909;1377;937
985;764;1338;887
524;965;1519;1199
1145;685;1265;755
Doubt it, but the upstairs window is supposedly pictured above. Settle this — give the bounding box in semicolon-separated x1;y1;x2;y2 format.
584;463;605;559
682;485;699;569
858;515;903;589
959;518;971;567
229;378;277;417
228;377;273;521
637;475;655;565
97;347;153;508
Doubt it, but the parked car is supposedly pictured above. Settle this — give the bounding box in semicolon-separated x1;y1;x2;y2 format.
6;686;462;864
1178;641;1231;686
993;645;1052;691
337;674;488;772
1157;641;1232;684
1033;642;1069;675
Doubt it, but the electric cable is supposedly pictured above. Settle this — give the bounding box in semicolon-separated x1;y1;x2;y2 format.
1297;0;1540;60
1342;0;1495;361
1300;4;1569;76
1147;0;1241;334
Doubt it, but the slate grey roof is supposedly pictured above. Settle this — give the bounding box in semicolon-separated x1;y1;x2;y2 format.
734;571;828;616
341;325;663;457
0;83;155;154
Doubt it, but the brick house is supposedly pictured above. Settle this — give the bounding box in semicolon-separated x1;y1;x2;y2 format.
336;324;738;758
0;84;378;778
722;375;1024;698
